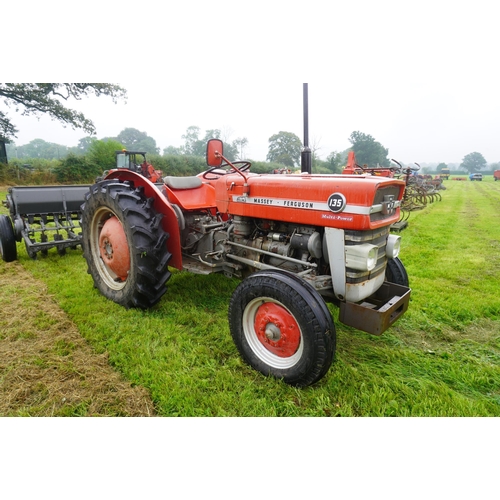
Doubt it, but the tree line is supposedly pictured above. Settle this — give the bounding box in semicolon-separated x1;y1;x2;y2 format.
2;126;497;186
1;84;497;183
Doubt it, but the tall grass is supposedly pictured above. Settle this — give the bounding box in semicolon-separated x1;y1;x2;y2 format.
1;178;499;416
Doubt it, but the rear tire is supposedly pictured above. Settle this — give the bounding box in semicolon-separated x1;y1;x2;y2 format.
0;215;17;262
81;180;172;309
229;270;336;387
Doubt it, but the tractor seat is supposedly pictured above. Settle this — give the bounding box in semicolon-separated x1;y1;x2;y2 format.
163;176;202;190
162;175;216;210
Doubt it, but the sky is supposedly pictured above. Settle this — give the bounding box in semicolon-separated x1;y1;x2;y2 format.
4;1;499;166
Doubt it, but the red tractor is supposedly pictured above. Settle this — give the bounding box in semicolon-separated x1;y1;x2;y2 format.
114;149;163;183
80;139;411;387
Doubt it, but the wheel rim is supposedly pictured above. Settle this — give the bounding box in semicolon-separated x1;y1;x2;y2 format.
90;207;130;290
99;216;130;280
242;297;303;369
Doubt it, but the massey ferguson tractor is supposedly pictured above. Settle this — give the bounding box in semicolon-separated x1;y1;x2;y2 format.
76;139;411;387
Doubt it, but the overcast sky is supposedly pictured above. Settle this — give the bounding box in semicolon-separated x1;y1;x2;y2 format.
4;1;499;166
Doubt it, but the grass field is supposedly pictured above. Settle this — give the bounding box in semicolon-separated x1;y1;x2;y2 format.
1;178;499;416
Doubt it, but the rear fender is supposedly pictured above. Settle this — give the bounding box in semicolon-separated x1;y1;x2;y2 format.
104;170;182;270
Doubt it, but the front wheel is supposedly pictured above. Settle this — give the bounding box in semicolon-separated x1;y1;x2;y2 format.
385;257;409;287
81;180;172;309
228;270;336;387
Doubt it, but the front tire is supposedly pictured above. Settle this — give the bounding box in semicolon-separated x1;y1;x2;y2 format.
229;270;336;387
81;180;172;309
0;215;17;262
386;257;409;287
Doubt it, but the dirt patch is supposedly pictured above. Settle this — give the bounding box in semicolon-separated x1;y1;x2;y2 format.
0;261;156;416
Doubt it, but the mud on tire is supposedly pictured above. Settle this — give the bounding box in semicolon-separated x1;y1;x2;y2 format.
81;180;172;309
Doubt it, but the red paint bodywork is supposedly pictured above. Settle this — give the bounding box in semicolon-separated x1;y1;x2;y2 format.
99;216;130;280
104;170;183;270
105;167;405;271
209;172;405;231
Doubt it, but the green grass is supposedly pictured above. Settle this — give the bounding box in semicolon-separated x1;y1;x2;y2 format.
1;178;499;416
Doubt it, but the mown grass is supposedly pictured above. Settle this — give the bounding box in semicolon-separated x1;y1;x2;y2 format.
0;261;156;416
1;178;499;416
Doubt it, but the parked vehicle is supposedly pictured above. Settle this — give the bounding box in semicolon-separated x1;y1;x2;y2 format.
494;170;500;181
74;139;411;386
0;98;412;386
469;173;483;181
439;167;450;180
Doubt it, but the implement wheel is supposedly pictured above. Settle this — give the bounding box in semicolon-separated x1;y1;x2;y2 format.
229;270;336;387
0;215;17;262
81;180;172;309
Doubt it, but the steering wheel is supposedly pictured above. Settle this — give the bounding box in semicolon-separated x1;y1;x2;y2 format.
202;161;251;180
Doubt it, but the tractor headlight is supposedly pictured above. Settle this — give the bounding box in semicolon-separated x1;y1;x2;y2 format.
345;244;378;271
386;234;401;259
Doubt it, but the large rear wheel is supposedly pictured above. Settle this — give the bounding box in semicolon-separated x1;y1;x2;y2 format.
81;180;172;308
0;215;17;262
229;270;336;387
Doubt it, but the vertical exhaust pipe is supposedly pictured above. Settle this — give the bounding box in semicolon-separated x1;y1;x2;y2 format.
301;83;312;174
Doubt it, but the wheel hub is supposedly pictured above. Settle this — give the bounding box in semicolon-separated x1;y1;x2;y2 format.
102;239;113;259
254;302;301;357
98;216;130;280
265;323;281;341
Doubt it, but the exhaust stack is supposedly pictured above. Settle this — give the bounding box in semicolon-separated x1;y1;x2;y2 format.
301;83;312;174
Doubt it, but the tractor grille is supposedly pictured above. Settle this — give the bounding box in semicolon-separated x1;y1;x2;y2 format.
345;227;390;284
370;185;401;222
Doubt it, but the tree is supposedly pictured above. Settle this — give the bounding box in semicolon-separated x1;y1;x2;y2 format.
116;127;159;155
180;125;204;156
203;129;222;141
460;152;487;173
489;161;500;172
163;145;182;155
233;137;249;160
8;138;68;159
71;136;95;155
325;151;344;174
309;136;323;170
348;131;389;167
267;131;302;167
436;162;448;172
0;83;127;141
175;126;241;160
53;154;101;183
201;129;240;158
87;138;124;172
224;141;239;161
